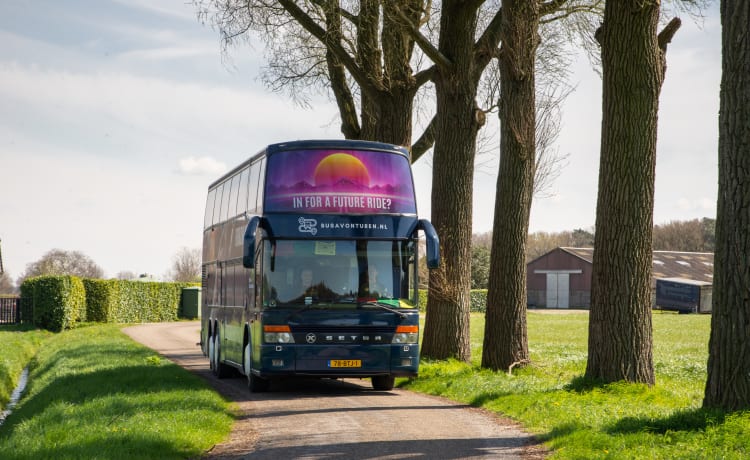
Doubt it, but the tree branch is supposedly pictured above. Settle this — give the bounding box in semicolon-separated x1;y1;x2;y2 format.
309;0;358;24
414;65;437;87
657;17;682;52
507;359;530;375
540;1;604;25
539;0;568;17
390;3;452;70
473;8;504;73
277;0;384;92
323;2;360;139
411;116;436;163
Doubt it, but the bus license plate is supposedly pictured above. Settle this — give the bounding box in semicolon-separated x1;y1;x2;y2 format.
328;359;361;368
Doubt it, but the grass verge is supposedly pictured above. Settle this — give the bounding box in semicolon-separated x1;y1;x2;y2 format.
401;311;750;459
0;324;51;410
0;323;233;459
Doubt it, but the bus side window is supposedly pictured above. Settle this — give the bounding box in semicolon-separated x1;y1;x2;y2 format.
247;162;260;213
206;263;218;305
221;175;238;222
204;189;216;229
237;167;249;216
257;158;266;211
213;183;225;226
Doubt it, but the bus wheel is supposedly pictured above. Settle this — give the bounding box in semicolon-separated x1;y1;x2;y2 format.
243;341;252;376
371;375;395;391
248;373;270;392
212;330;230;379
208;330;216;372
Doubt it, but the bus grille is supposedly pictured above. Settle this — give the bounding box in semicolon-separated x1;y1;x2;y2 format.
290;325;396;345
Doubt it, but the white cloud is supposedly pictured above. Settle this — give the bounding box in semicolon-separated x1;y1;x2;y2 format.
677;197;716;213
112;0;198;22
0;62;339;161
118;45;217;61
178;156;227;175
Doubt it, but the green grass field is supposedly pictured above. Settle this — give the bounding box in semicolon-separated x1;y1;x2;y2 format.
0;325;51;410
401;311;749;459
0;324;232;460
2;312;748;459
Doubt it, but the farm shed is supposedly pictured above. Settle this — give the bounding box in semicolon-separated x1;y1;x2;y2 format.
527;247;714;309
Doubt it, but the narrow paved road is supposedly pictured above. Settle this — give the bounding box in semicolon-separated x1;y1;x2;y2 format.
123;322;547;459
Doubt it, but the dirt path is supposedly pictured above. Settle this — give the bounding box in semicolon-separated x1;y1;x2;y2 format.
123;322;547;459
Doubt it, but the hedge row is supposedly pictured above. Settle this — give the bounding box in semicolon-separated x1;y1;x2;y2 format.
21;276;198;331
20;276;86;332
418;289;488;313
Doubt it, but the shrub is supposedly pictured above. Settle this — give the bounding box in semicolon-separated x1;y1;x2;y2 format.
418;289;488;313
82;278;120;322
20;275;85;331
21;276;198;331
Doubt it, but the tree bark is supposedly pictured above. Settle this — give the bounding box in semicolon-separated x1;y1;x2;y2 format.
703;0;750;411
481;0;538;371
281;0;422;148
421;0;485;361
585;1;678;384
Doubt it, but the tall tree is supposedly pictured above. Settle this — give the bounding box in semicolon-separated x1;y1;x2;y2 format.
417;2;502;361
704;0;750;411
480;0;602;371
0;271;14;295
167;247;202;283
481;0;540;371
18;249;105;283
653;218;706;251
196;1;432;150
585;1;680;384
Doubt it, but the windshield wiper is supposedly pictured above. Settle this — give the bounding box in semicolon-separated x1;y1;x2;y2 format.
357;301;407;319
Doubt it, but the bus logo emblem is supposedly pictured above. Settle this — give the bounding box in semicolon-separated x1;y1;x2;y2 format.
306;333;317;344
298;217;318;235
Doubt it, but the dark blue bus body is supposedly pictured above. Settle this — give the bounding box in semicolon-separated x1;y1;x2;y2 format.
200;140;438;392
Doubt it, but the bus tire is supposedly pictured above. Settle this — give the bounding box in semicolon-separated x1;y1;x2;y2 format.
371;375;395;391
208;328;216;372
243;341;252;376
212;330;230;379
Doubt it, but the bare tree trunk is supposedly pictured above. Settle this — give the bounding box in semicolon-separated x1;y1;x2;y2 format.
704;0;750;411
361;89;415;146
481;0;538;371
421;1;484;361
585;1;679;384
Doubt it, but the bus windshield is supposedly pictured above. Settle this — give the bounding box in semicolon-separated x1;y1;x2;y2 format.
261;239;417;310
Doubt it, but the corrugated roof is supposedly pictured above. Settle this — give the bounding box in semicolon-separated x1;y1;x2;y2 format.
652;251;714;283
560;247;594;263
557;247;714;283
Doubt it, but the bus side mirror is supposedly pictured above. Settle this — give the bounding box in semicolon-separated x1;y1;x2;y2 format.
243;216;262;268
417;219;440;269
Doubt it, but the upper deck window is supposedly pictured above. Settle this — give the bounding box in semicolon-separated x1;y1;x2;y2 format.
264;149;417;214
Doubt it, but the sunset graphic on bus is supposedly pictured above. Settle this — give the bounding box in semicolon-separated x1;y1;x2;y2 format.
265;149;417;214
313;153;370;187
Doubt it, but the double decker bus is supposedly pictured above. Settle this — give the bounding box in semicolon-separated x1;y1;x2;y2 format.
201;139;439;392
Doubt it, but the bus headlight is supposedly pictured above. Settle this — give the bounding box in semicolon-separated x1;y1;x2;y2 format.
392;325;419;344
264;325;295;344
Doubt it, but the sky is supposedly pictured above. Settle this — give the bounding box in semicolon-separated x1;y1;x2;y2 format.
0;1;721;281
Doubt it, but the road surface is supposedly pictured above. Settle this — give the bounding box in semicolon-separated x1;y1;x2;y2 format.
123;322;547;459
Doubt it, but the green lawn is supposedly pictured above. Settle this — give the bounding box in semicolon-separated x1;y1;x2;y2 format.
3;312;748;459
0;324;51;410
0;324;233;460
401;311;749;459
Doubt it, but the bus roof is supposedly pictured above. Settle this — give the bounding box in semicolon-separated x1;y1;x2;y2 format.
209;139;409;190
